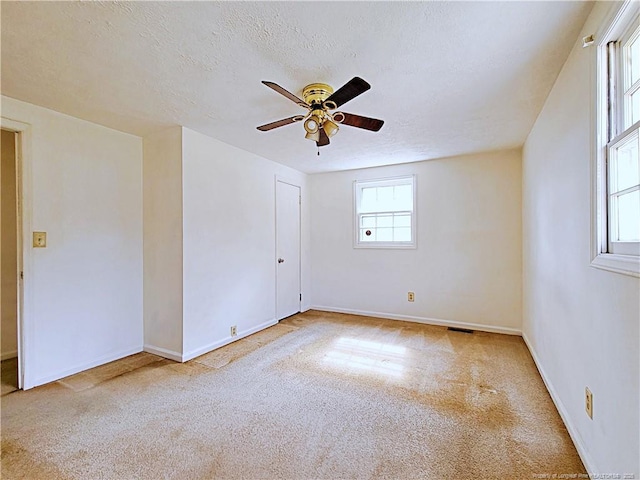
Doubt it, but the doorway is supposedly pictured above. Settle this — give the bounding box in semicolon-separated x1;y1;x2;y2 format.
1;129;19;395
275;179;301;321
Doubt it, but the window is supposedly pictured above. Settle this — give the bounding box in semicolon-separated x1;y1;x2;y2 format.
354;175;416;248
593;1;640;276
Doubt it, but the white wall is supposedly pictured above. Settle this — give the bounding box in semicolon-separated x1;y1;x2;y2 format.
181;128;309;359
143;127;184;359
1;96;143;388
1;129;18;359
310;149;522;333
522;2;640;475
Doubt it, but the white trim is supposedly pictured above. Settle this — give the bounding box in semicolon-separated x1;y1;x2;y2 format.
1;116;33;390
31;345;143;388
353;174;417;249
183;318;277;362
591;0;640;278
309;306;521;336
1;350;18;361
522;333;597;475
591;252;640;277
143;344;183;362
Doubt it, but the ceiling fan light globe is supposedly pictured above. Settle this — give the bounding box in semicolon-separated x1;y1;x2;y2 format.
323;119;339;137
304;116;320;134
305;131;320;142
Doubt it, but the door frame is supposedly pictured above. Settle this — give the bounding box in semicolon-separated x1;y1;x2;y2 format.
274;176;302;320
1;116;33;390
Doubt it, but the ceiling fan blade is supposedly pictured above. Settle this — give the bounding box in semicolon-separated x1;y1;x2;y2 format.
339;112;384;132
324;77;371;108
257;115;304;131
262;81;309;109
317;128;330;147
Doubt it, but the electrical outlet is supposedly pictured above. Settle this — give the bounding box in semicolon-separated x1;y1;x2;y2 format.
585;387;593;419
408;292;415;302
230;325;237;337
33;231;47;248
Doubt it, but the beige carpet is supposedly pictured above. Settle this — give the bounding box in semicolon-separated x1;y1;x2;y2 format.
1;311;584;479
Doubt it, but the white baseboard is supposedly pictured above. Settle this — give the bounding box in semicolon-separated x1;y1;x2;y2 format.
522;332;596;474
309;305;522;336
143;344;182;362
31;345;143;389
1;350;18;361
182;318;277;362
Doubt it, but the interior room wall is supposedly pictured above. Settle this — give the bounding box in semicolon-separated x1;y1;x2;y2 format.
522;2;640;475
181;127;310;359
1;129;18;359
1;96;144;388
310;149;522;333
142;126;184;360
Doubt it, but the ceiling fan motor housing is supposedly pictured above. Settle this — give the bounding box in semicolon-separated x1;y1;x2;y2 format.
302;83;334;106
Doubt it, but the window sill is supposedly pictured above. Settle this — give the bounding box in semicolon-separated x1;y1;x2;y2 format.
354;243;416;250
591;253;640;277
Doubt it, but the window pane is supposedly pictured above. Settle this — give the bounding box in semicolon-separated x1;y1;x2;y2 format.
394;227;411;242
358;181;413;213
631;89;640;126
631;35;640;86
611;134;639;193
394;214;411;227
360;187;378;213
361;215;376;228
394;184;413;210
616;190;640;241
377;186;394;210
377;228;393;242
360;228;375;242
377;214;393;228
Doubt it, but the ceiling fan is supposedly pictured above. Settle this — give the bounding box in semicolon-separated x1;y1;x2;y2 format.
257;77;384;148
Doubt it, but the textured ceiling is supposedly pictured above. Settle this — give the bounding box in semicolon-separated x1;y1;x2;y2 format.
1;1;593;173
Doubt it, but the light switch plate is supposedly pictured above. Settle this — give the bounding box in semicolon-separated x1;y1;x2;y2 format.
33;231;47;248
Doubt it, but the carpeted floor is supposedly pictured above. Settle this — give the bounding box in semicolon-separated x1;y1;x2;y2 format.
1;311;585;479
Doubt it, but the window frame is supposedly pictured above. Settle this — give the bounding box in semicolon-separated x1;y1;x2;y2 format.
607;122;640;255
591;0;640;277
353;175;417;249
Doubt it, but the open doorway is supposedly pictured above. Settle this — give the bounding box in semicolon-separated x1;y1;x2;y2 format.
1;128;19;395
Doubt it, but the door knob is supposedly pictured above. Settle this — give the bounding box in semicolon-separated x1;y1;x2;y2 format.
278;258;285;263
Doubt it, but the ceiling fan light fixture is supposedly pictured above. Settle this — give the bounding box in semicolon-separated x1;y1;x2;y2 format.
304;115;321;134
323;119;339;137
305;130;321;142
257;77;383;149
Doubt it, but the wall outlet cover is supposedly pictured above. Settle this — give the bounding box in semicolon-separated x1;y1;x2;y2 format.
33;231;47;248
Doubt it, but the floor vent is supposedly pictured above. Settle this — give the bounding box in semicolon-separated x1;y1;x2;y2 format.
447;327;474;334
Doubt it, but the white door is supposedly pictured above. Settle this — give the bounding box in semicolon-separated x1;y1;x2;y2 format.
276;180;301;320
